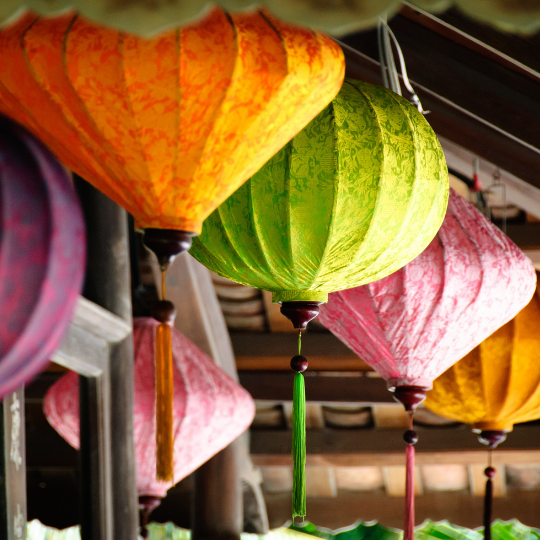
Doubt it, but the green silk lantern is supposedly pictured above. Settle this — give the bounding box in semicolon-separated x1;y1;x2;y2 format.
190;78;449;519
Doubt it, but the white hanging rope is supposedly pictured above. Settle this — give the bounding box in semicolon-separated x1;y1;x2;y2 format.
377;19;429;115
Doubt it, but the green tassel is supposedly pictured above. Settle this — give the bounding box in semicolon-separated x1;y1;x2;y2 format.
292;371;306;519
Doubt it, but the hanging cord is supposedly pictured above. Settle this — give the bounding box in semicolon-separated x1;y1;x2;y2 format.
484;450;495;540
403;412;418;540
153;269;175;482
378;18;429;114
291;329;307;521
485;168;507;233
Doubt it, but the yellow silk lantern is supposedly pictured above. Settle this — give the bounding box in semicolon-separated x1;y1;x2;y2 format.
0;8;344;482
425;283;540;434
425;281;540;540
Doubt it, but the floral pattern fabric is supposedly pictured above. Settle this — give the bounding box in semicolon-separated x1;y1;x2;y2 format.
0;117;85;399
319;189;536;389
190;79;449;303
425;282;540;431
44;318;255;498
0;8;343;233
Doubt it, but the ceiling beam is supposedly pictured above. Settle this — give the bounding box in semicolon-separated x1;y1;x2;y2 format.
265;490;540;530
344;11;540;151
239;371;390;403
440;136;540;220
231;333;370;372
340;14;540;193
251;426;540;466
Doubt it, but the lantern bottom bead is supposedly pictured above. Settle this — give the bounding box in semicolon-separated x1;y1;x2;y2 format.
403;430;418;445
280;301;323;330
291;355;308;373
484;466;496;479
477;430;508;449
144;228;196;269
152;300;176;323
392;386;429;412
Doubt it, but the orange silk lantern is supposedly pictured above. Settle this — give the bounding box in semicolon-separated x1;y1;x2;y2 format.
0;9;343;234
0;9;344;481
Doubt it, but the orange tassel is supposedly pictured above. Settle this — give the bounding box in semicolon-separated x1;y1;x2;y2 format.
155;321;174;482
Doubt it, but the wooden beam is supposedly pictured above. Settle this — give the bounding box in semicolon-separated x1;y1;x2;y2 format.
372;405;409;428
344;13;540;153
419;6;540;78
254;451;540;468
440;136;540;221
1;388;27;540
231;333;370;371
339;32;540;194
239;371;390;403
399;4;540;83
503;223;540;250
251;426;540;466
264;490;540;530
305;467;337;498
383;466;423;497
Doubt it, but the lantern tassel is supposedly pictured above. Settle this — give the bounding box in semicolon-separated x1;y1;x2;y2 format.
291;330;307;520
153;270;176;482
155;321;174;482
484;453;495;540
292;371;306;519
403;412;419;540
404;443;415;540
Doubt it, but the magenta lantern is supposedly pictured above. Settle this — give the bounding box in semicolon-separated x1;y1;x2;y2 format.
0;116;85;398
44;317;255;510
318;189;536;540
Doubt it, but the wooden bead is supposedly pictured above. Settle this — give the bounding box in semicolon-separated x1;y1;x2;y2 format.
403;429;418;445
290;355;308;373
152;300;176;323
484;466;496;479
280;302;322;329
144;229;194;269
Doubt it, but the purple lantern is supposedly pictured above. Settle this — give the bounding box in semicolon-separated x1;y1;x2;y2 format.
0;116;85;397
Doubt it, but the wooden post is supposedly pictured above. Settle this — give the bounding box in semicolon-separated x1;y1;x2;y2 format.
75;179;138;540
192;440;243;540
0;387;27;540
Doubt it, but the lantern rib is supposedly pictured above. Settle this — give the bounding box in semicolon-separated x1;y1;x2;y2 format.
413;233;447;379
173;27;180;207
214;201;263;284
181;11;239;211
388;93;420;376
246;172;282;290
346;81;386;279
117;33;156;205
308;99;340;292
283;138;296;290
11;15;120;205
502;318;539;420
57;16;138;212
364;285;399;378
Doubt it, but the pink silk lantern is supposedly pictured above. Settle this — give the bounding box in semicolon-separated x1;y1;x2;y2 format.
319;189;536;540
0;116;85;398
44;317;255;517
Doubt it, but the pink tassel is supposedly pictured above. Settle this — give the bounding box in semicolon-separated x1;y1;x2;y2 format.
404;443;415;540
